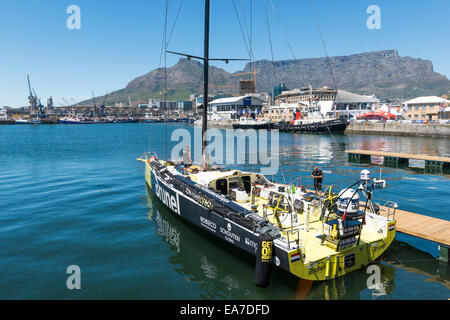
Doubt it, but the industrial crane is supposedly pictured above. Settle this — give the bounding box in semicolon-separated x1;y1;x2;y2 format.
233;69;261;82
26;75;38;116
99;91;108;118
32;88;44;118
233;70;260;95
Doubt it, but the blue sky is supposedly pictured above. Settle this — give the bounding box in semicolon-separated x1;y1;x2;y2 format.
0;0;449;106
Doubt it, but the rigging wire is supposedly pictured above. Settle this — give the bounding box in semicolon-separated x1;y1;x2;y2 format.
264;0;278;85
310;0;339;102
250;0;254;74
263;0;292;188
164;0;169;161
238;0;254;63
269;0;308;87
310;0;359;179
151;0;170;155
167;0;184;46
231;0;253;61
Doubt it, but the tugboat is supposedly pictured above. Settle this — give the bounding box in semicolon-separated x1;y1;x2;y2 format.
287;101;349;133
139;0;396;285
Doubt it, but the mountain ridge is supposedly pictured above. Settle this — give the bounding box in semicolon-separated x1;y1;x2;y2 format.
79;49;450;106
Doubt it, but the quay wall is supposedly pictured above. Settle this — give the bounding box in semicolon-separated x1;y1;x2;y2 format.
194;120;234;129
345;122;450;138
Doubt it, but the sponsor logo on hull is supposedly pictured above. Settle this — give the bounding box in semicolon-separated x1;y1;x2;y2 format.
154;174;181;215
219;223;241;244
200;216;217;233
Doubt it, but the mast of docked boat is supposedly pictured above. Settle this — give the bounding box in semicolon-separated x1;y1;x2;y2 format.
202;0;210;162
164;0;247;166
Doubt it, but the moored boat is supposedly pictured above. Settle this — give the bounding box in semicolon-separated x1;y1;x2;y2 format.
59;117;96;124
139;0;397;285
232;117;271;130
283;100;349;134
16;117;41;125
114;118;138;123
139;155;397;282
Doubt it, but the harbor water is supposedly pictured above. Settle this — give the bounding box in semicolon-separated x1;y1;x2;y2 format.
0;123;448;299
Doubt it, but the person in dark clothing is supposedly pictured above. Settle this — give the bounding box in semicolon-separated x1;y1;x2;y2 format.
311;167;324;196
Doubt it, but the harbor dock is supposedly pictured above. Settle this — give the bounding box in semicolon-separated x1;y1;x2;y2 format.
346;149;450;172
345;122;450;138
377;205;450;263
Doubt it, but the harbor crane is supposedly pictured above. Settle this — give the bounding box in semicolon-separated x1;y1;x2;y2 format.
32;88;44;118
26;75;38;116
99;92;108;118
233;69;261;82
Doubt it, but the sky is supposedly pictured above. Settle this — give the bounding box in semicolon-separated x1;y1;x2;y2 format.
0;0;449;107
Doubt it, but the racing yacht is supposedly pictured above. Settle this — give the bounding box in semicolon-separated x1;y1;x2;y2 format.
139;0;396;284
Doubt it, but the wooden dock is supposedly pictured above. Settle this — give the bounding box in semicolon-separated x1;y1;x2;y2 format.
377;205;450;263
377;206;450;246
346;149;450;171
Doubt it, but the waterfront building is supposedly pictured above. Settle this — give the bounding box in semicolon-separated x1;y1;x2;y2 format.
265;102;308;122
274;86;379;118
148;99;161;109
333;90;380;118
0;106;8;119
177;100;193;113
275;86;336;105
272;83;289;101
404;96;449;121
191;93;217;115
208;94;265;121
159;101;178;110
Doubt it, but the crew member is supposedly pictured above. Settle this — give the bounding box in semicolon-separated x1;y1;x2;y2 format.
182;145;192;173
311;166;324;196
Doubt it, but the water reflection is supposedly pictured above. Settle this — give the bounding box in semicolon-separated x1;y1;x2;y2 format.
381;242;449;290
146;188;299;299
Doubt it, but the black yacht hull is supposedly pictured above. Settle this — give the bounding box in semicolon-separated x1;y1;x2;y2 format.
283;118;348;133
232;123;271;130
146;162;292;274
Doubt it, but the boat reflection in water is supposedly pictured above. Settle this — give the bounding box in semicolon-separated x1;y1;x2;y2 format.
145;187;448;300
146;188;301;299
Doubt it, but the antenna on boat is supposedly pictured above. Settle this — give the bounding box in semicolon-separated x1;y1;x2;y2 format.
166;0;249;164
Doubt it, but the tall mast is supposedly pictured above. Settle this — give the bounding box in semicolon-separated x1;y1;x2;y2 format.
202;0;210;154
164;0;248;154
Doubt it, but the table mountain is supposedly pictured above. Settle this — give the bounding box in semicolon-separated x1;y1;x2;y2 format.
80;50;450;106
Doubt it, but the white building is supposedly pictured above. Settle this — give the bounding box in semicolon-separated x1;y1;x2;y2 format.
0;107;8;119
149;99;161;109
334;90;380;118
208;95;266;121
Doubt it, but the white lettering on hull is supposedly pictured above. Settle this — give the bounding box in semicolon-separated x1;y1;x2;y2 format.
154;176;180;215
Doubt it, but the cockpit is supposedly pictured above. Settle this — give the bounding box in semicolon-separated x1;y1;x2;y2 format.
206;171;270;203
